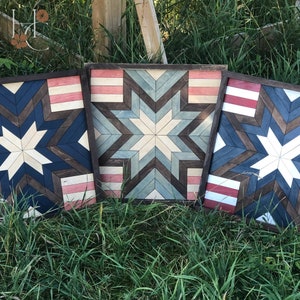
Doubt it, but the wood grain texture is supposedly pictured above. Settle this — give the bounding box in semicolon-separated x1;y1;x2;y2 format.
0;71;97;216
200;71;300;228
89;65;225;201
134;0;167;63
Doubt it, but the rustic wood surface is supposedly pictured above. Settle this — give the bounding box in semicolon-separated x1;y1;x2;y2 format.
88;64;226;201
0;70;98;215
199;71;300;227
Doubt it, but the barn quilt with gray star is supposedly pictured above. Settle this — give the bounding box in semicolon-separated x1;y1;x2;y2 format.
199;71;300;227
0;71;97;216
88;64;226;201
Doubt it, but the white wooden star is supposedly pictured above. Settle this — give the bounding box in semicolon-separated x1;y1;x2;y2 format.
251;128;300;187
0;122;52;179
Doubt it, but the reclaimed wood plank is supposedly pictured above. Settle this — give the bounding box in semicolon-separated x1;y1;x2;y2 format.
134;0;167;63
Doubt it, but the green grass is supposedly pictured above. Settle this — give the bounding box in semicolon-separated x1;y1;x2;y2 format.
1;0;300;298
0;0;95;75
0;199;300;299
1;0;300;82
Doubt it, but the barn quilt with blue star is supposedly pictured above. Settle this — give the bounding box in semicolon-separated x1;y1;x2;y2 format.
88;64;226;201
0;71;97;216
199;71;300;227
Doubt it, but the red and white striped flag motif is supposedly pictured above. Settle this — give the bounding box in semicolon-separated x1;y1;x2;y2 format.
90;69;123;103
61;173;96;210
204;174;240;214
188;70;222;104
99;166;123;198
223;78;261;117
47;76;84;112
187;168;202;201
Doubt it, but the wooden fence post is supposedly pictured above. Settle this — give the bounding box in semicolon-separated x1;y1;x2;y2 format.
92;0;126;61
134;0;167;63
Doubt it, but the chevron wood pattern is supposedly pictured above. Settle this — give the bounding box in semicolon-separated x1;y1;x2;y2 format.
199;71;300;228
88;64;226;202
0;71;98;216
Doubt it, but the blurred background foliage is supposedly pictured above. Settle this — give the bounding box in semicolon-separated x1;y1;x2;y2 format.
0;0;300;83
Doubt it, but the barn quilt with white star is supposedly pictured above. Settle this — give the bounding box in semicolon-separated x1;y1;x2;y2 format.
0;71;98;216
88;64;226;201
199;71;300;227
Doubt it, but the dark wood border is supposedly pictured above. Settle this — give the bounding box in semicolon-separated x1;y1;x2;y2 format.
0;69;83;84
197;70;300;231
0;68;100;205
223;70;300;91
85;63;228;204
85;63;228;72
80;70;102;200
198;70;300;204
197;70;229;204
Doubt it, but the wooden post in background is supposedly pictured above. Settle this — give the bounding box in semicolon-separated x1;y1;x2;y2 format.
92;0;126;61
134;0;167;64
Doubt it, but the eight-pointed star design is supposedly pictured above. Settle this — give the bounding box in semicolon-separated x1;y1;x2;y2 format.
0;122;51;179
129;110;181;161
251;128;300;187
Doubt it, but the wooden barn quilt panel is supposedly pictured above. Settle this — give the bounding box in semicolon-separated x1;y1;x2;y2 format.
88;64;226;201
199;71;300;227
0;71;98;216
